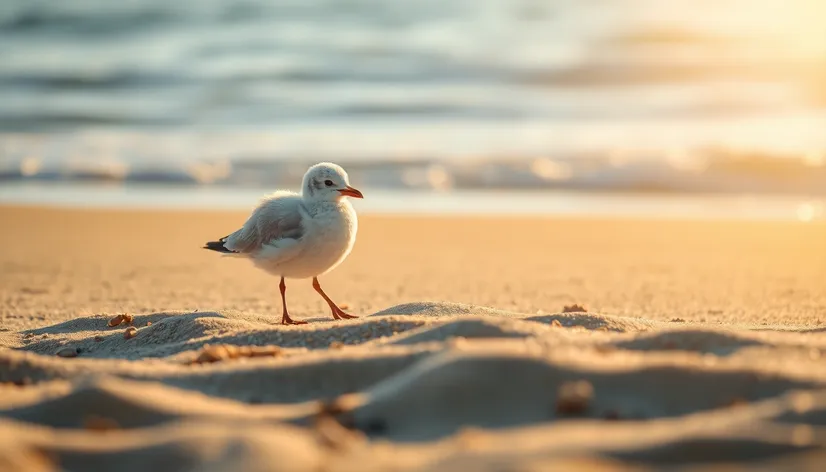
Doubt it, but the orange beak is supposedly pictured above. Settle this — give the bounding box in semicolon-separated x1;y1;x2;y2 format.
338;185;364;199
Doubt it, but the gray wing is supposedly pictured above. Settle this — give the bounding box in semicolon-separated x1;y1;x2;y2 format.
223;192;305;254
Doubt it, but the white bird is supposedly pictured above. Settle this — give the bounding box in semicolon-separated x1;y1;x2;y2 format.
203;162;363;325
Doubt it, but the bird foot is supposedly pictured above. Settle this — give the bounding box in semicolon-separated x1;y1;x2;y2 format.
332;308;359;320
281;317;308;325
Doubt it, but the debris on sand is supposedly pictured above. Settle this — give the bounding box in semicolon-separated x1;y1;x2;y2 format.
562;304;587;313
83;415;120;432
555;380;594;416
192;344;283;364
108;313;134;327
123;327;138;340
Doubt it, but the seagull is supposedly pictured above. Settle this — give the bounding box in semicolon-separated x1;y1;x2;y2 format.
203;162;363;325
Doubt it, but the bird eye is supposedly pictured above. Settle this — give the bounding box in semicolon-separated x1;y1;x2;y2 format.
324;179;334;187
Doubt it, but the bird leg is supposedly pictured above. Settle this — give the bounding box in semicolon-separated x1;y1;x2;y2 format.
279;277;307;325
312;277;358;320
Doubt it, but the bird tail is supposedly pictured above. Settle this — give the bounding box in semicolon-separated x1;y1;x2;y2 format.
203;235;237;254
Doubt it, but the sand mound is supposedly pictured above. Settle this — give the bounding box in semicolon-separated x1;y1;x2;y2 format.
371;302;518;317
348;351;825;440
385;317;548;345
3;301;826;470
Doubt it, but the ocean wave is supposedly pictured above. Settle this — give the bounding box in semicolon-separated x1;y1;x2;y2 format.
1;0;825;198
2;134;824;196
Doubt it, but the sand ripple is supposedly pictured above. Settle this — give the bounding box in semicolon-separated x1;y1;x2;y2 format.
3;302;826;470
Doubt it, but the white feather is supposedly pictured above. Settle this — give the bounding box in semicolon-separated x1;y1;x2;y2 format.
208;163;360;280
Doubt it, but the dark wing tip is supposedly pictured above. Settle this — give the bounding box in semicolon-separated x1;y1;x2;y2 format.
203;239;237;254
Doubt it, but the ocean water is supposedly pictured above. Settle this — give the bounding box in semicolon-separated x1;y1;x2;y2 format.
1;0;825;214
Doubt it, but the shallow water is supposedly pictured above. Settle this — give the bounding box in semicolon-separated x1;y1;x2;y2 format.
1;182;823;221
1;0;824;196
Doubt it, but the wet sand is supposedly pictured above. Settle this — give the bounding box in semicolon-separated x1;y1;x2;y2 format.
1;205;826;471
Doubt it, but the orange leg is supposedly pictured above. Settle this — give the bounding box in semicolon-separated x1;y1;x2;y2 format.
312;277;358;320
279;277;307;325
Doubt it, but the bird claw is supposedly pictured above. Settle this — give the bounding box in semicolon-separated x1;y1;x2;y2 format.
332;309;358;320
281;318;308;325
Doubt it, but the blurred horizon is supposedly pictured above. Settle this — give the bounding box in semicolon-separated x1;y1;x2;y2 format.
1;0;825;215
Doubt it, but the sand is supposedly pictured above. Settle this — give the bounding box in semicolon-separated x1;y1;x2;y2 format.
1;205;826;471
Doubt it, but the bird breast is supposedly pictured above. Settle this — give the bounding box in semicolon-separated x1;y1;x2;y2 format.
301;203;358;271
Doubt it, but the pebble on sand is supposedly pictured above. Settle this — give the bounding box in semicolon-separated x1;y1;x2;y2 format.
555;380;594;416
56;347;79;358
123;327;138;340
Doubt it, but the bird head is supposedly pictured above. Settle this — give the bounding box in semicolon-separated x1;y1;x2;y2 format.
302;162;364;202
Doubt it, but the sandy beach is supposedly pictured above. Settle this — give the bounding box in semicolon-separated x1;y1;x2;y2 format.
2;205;826;471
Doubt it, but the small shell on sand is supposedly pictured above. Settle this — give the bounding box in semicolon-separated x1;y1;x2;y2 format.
192;344;282;364
550;319;563;327
123;327;138;340
338;303;350;310
555;380;594;416
56;347;78;358
108;313;134;327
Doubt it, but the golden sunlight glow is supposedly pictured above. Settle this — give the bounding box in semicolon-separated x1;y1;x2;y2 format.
803;151;825;167
796;202;823;222
741;0;826;59
777;3;826;58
